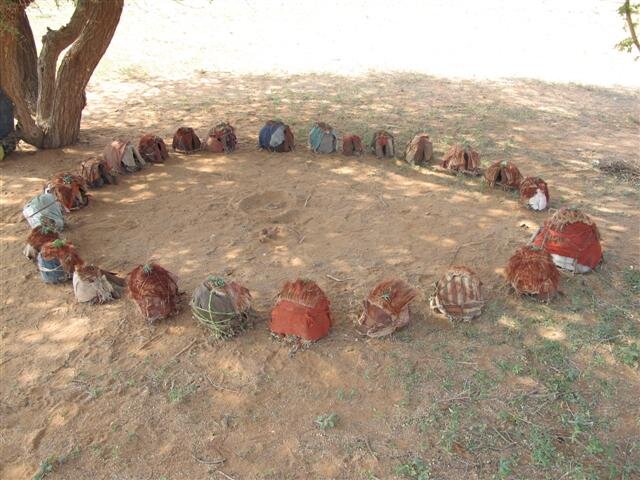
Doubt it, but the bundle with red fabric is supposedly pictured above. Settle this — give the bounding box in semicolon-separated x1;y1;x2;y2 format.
205;122;237;153
73;264;125;304
138;134;169;163
440;144;482;176
46;172;89;211
519;176;549;211
356;279;417;338
23;225;60;260
404;134;433;166
342;134;364;156
270;279;332;341
371;130;395;158
38;239;84;283
190;275;252;338
484;160;523;189
103;139;146;173
80;157;117;188
531;207;602;273
127;263;181;322
172;127;201;153
430;266;485;321
506;245;560;300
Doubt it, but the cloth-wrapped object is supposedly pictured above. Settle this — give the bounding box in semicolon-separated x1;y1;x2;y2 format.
45;172;89;211
138;134;169;163
371;130;395;158
519;177;549;211
430;266;485;321
309;122;337;154
38;239;83;283
357;279;417;337
0;88;16;160
172;127;201;153
190;275;252;338
73;264;124;304
23;225;60;261
531;207;602;273
342;134;364;156
484;160;522;189
103;139;146;173
205;122;237;153
80;157;117;188
506;245;560;300
23;193;65;231
270;279;332;341
440;144;482;176
127;263;181;322
404;134;433;166
259;120;294;152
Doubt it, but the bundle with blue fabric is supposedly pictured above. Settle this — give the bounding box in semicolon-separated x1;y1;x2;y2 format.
37;239;83;284
308;122;337;154
258;120;294;152
23;193;65;231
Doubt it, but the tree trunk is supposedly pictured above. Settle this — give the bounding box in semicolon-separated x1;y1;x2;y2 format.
0;0;124;149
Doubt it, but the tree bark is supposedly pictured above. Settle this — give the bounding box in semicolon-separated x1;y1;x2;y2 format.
0;5;43;146
42;0;123;148
15;7;38;111
0;0;124;149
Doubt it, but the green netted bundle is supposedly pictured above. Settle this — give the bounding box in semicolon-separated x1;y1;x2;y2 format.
190;276;252;339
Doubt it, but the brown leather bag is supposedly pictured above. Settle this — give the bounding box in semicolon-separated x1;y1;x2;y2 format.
139;134;169;163
342;134;364;156
172;127;201;153
441;144;482;176
205;122;237;153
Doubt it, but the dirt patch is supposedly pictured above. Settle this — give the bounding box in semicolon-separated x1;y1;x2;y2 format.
1;73;639;479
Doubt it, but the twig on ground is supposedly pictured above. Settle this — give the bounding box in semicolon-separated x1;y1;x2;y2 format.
438;391;472;403
304;192;313;207
139;329;167;350
174;338;198;359
449;239;487;266
192;453;225;465
377;194;389;207
286;226;304;244
217;471;236;480
326;274;353;282
205;373;240;393
364;437;378;460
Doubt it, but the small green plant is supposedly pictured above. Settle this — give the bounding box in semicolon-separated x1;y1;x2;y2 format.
168;383;196;403
495;457;514;479
623;267;640;293
614;342;639;367
32;457;55;480
440;406;461;452
529;427;557;467
585;436;605;456
314;413;338;430
395;457;430;480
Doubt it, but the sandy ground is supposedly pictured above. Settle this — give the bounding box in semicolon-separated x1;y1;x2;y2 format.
26;0;640;86
1;2;640;480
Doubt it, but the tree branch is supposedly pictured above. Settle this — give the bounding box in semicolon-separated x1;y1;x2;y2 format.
0;4;43;146
623;1;640;53
44;0;124;147
15;6;38;110
37;0;92;124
